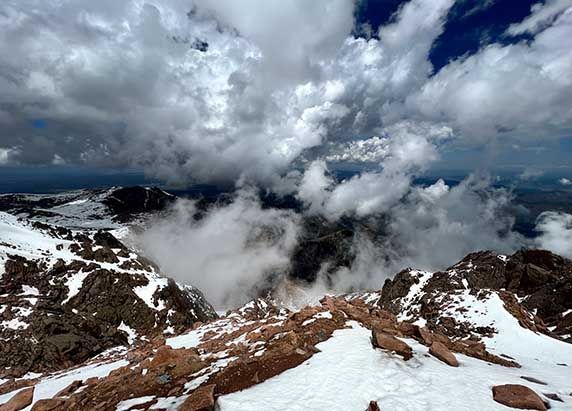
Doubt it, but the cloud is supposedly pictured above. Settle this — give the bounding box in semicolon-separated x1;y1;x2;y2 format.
137;188;300;308
325;136;390;163
519;168;545;181
0;147;20;165
0;0;455;185
406;1;572;143
507;0;572;35
559;177;572;185
298;121;448;219
535;211;572;258
1;0;571;183
3;0;572;304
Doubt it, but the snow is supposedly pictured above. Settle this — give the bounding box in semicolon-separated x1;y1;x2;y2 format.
0;317;29;330
167;329;205;349
19;285;39;295
303;311;333;326
118;321;138;344
133;275;168;311
396;270;432;321
0;359;129;410
61;271;90;304
497;255;508;262
219;322;572;411
116;395;156;410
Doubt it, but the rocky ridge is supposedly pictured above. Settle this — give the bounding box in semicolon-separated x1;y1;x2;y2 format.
1;248;571;409
0;210;216;378
0;187;571;410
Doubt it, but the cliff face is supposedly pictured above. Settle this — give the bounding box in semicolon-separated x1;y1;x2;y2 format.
0;196;215;378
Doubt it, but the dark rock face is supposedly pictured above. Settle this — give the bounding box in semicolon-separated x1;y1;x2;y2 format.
289;216;355;282
102;187;175;221
379;249;572;342
0;221;216;378
0;186;175;228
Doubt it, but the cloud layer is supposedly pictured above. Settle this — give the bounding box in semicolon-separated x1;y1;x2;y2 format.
2;0;570;187
3;0;572;305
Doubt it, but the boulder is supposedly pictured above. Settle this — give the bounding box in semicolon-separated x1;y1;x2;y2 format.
371;330;413;360
179;384;215;411
54;380;82;398
520;376;547;385
367;400;380;411
492;384;546;410
0;387;34;411
543;393;563;402
31;399;67;411
429;341;459;367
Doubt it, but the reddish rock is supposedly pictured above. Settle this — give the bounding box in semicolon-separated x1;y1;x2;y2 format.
417;327;434;345
179;384;215;410
492;384;547;410
0;387;34;411
371;330;413;360
397;322;417;337
0;380;36;396
31;399;67;411
429;341;459;367
55;380;82;397
367;400;380;411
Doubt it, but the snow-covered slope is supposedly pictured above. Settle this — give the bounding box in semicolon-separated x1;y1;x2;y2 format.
1;280;570;410
0;210;216;378
1;193;571;410
0;186;174;230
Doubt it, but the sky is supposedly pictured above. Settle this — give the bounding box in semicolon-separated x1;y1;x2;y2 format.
1;0;572;304
1;0;571;183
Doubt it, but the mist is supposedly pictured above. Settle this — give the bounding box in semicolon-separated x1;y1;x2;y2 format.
137;174;530;309
138;189;300;308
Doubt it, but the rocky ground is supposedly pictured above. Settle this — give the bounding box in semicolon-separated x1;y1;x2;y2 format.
0;187;570;410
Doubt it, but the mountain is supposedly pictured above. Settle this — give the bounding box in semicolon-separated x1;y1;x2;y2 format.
0;187;215;380
0;186;175;230
0;187;570;410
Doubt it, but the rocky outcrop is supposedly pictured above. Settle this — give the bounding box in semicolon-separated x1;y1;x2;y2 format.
0;284;564;410
371;330;413;360
102;187;175;222
289;216;355;282
0;216;216;377
378;249;572;343
179;384;215;411
428;341;458;367
0;387;34;411
492;384;547;410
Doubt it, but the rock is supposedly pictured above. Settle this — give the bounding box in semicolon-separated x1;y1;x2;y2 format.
429;341;459;367
179;384;215;411
520;376;547;385
288;216;355;282
371;330;413;360
367;400;380;411
0;380;36;396
0;387;34;411
543;393;563;402
0;219;217;377
492;384;547;410
417;327;434;345
31;399;67;411
55;380;82;397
